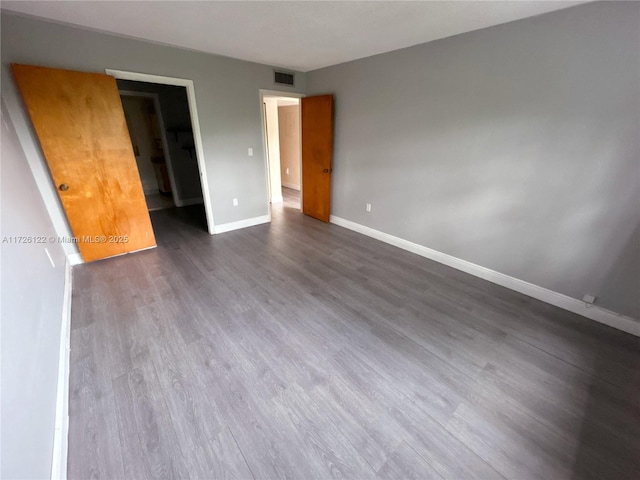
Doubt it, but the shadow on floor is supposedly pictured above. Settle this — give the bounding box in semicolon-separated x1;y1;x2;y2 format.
150;204;208;243
570;332;640;479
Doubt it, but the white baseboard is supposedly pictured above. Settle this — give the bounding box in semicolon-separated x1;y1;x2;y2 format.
51;259;72;480
282;182;301;191
330;215;640;337
214;214;270;234
67;252;83;266
271;195;284;204
175;197;204;207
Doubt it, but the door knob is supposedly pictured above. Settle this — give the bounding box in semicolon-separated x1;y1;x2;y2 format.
59;183;69;191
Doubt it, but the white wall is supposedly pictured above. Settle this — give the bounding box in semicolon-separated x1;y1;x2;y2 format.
1;12;306;259
264;97;283;203
306;2;640;319
1;100;68;479
278;105;301;191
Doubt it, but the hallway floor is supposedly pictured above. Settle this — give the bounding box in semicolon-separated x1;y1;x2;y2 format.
281;186;300;210
145;192;174;212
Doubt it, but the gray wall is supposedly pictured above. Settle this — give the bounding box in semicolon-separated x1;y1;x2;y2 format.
1;100;67;479
117;79;204;203
307;1;640;319
1;12;305;257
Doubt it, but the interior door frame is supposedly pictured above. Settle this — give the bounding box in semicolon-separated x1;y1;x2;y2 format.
259;89;305;218
262;101;274;204
118;90;179;207
106;69;215;234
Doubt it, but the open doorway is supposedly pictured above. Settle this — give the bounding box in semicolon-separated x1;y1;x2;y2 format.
107;69;215;235
115;78;209;235
262;93;302;212
120;92;175;212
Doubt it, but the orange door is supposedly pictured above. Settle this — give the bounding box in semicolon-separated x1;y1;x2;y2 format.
12;64;156;262
301;94;334;222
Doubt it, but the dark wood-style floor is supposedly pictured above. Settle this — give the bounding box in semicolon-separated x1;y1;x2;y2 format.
69;188;640;480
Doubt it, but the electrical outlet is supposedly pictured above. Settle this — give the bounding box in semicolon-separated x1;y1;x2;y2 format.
366;203;372;212
582;294;596;304
233;198;238;207
248;148;253;156
286;167;289;175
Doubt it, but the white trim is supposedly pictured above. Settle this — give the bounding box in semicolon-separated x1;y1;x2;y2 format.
271;195;284;204
259;90;305;99
330;215;640;337
298;99;303;213
106;69;215;235
67;253;83;266
175;197;204;207
213;215;270;234
51;260;73;480
282;182;301;191
262;101;272;203
118;90;180;207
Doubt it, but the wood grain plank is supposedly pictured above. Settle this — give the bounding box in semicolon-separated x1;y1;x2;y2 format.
67;200;640;479
375;441;443;480
191;427;255;480
112;363;190;479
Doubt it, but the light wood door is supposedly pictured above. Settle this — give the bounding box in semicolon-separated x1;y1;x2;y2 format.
12;64;155;262
301;95;334;222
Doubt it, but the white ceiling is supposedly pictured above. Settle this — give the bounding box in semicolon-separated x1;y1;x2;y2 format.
2;1;585;72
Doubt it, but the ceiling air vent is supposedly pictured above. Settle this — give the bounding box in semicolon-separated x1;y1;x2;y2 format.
274;70;295;86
